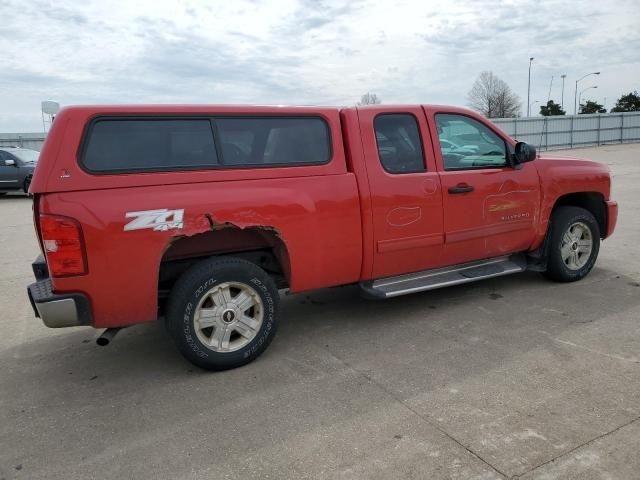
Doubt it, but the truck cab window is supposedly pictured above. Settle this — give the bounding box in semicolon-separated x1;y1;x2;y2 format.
374;114;426;174
435;114;507;170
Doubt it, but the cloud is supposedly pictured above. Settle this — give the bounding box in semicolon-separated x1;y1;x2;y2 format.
133;29;306;100
285;0;363;31
0;0;638;131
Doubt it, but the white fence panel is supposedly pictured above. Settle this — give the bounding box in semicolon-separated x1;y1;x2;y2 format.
0;133;46;151
492;112;640;150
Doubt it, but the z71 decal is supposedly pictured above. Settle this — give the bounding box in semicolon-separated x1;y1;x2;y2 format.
124;209;184;232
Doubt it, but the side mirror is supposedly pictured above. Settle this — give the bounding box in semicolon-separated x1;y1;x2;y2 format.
513;142;536;165
4;159;16;166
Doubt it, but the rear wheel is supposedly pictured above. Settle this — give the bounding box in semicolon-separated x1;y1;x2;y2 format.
166;257;279;370
543;206;600;282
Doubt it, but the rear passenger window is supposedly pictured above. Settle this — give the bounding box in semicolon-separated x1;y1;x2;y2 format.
82;119;217;172
215;117;330;166
374;114;426;173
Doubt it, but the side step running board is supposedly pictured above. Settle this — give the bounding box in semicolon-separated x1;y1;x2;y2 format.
360;254;527;299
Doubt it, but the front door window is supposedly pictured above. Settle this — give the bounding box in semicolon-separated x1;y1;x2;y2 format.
435;114;507;170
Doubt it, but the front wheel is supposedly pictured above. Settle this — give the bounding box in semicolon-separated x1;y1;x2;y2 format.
543;206;600;282
166;257;279;371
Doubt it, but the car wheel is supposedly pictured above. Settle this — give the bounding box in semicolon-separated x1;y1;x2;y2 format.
166;257;279;371
543;206;600;282
23;176;32;194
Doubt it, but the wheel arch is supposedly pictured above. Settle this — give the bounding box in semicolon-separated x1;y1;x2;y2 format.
529;191;606;270
158;225;291;304
551;191;607;238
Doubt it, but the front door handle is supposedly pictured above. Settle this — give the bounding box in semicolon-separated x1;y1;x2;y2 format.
448;183;474;194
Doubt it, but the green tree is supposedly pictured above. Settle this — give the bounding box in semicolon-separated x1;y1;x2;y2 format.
611;91;640;112
579;100;606;114
539;100;565;116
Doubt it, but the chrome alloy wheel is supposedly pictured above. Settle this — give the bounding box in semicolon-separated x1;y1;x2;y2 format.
194;282;264;353
561;221;593;271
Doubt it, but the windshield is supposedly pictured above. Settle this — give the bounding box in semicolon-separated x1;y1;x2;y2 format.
12;149;40;163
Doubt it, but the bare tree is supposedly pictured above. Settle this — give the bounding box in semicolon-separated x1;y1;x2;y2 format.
358;92;381;105
468;71;521;118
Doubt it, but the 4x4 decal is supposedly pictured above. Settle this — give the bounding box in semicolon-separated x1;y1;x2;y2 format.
124;209;184;232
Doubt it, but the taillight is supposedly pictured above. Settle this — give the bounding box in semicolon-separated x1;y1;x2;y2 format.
40;214;87;277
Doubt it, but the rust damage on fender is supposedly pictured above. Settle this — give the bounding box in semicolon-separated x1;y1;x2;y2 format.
177;211;281;236
161;212;289;280
161;212;291;282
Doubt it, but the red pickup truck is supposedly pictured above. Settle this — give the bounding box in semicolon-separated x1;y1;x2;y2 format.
27;104;618;370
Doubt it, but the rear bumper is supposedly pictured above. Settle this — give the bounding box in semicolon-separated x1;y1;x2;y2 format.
604;200;618;238
27;256;92;328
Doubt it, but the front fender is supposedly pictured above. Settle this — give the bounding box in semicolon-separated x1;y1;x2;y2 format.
531;157;612;249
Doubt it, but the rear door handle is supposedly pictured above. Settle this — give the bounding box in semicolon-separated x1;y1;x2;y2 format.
448;184;474;194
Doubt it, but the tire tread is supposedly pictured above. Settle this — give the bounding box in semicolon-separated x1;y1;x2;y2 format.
165;256;279;371
543;206;600;282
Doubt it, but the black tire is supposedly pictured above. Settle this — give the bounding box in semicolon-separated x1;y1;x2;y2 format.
543;206;600;282
166;257;279;371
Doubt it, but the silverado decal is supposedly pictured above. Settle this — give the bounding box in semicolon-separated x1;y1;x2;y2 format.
124;209;184;232
500;212;531;221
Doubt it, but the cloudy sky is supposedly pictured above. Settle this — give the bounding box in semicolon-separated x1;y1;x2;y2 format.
1;0;638;131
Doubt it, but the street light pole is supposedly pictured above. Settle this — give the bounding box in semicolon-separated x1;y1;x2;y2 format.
527;57;534;117
578;86;598;113
560;74;566;110
574;71;600;115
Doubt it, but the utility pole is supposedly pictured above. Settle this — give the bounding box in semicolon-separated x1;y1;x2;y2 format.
527;57;534;117
560;74;566;110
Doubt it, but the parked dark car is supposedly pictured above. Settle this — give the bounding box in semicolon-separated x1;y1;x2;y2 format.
0;147;39;194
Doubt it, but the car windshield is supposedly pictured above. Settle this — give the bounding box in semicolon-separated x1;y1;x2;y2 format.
12;149;40;163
